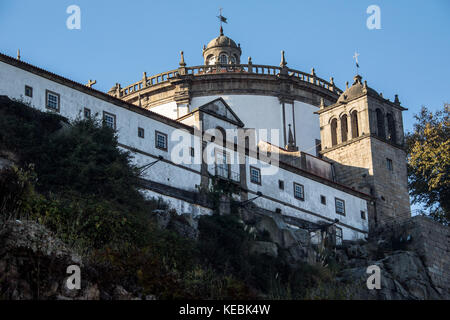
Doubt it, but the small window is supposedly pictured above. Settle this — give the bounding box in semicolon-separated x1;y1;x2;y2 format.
25;85;33;97
250;166;261;185
46;90;60;112
155;131;168;151
138;127;145;138
361;211;366;220
278;180;284;190
190;147;195;157
103;112;116;129
293;183;304;201
84;108;91;119
219;54;228;64
335;227;343;246
335;198;346;216
386;158;393;171
320;195;326;205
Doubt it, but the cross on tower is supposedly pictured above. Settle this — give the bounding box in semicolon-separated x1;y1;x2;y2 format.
353;51;360;75
217;8;227;28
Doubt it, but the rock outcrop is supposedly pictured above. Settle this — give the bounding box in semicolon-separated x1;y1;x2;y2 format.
0;220;154;300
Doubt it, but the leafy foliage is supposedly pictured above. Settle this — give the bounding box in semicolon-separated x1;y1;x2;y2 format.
406;104;449;223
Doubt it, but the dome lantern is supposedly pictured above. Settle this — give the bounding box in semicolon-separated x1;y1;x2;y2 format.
202;26;242;65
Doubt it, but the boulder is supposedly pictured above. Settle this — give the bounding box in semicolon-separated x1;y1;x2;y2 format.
255;215;285;247
337;251;441;300
249;241;278;258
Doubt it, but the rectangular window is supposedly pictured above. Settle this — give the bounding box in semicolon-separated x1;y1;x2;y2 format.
293;183;304;201
190;147;195;157
103;112;116;129
250;166;261;185
155;131;168;151
138;127;145;138
84;108;91;119
335;227;343;246
320;195;326;205
25;85;33;97
45;90;60;112
386;158;393;171
335;198;346;216
361;211;366;220
278;180;284;190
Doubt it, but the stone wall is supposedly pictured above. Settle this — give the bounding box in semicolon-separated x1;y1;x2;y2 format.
373;215;450;298
369;138;410;224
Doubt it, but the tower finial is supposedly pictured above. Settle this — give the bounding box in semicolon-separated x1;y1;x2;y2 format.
280;50;287;68
353;51;360;75
217;8;227;35
286;124;297;151
179;51;186;67
17;49;20;60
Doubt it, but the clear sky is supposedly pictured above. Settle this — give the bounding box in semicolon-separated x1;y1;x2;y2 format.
0;0;449;132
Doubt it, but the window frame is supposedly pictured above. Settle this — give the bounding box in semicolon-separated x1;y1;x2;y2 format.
155;130;168;151
320;195;327;205
335;197;346;216
293;182;305;201
361;211;366;220
249;166;261;185
84;107;91;119
386;158;393;171
278;180;284;190
219;54;228;64
102;111;116;130
45;89;60;112
25;85;33;98
138;127;145;139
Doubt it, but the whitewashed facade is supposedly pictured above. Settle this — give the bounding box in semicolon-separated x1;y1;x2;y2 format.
0;52;370;240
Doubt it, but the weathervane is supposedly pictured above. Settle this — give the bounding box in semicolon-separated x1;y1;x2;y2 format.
353;51;360;75
217;8;228;29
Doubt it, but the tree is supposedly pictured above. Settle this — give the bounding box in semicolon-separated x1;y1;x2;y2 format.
406;104;449;224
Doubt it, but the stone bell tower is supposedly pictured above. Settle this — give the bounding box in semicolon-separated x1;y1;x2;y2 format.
317;75;411;227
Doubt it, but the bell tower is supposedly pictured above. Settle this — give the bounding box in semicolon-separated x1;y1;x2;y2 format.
317;75;411;227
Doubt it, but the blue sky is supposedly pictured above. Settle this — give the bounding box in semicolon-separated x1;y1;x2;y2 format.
1;0;449;132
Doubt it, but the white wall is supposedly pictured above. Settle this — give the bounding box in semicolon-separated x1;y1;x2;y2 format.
150;101;178;119
244;156;369;239
0;60;201;193
140;189;213;217
190;95;321;153
0;59;368;240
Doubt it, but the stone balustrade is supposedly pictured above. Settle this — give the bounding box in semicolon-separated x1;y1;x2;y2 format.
117;64;342;98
